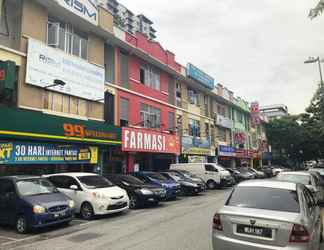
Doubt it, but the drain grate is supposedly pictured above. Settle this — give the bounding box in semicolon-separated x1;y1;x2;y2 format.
68;233;102;243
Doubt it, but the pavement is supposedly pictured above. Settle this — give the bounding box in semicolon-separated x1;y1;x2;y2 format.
1;189;231;250
1;188;324;250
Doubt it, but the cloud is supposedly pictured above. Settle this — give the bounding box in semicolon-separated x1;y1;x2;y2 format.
117;0;324;114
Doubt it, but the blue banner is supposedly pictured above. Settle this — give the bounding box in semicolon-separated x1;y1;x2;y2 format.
186;63;215;89
219;145;236;157
0;142;98;165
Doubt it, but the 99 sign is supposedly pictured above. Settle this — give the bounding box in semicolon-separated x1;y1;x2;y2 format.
63;123;85;138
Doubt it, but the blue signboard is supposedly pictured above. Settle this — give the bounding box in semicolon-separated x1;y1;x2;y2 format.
0;142;98;165
219;145;236;157
186;63;215;89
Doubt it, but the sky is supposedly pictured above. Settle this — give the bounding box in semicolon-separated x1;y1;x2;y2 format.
117;0;324;114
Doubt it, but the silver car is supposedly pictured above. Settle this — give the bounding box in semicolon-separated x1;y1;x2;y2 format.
277;171;324;203
212;180;322;250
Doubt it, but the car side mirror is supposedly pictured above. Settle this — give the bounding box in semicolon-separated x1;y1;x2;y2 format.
70;185;78;190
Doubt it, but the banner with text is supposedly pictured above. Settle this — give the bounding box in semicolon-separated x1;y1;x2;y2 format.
0;142;98;165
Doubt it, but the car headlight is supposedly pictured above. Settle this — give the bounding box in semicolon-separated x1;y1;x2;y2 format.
33;205;45;214
68;200;75;208
140;188;153;195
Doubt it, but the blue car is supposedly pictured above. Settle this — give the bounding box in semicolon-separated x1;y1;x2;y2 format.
0;176;75;233
131;171;181;200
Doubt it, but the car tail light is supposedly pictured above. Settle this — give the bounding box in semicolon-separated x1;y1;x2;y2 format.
289;224;310;243
213;213;223;231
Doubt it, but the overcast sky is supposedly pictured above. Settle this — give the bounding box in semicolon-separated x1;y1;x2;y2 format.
118;0;324;114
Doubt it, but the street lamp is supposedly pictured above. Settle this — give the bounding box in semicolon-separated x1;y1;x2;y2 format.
44;79;66;89
304;56;323;88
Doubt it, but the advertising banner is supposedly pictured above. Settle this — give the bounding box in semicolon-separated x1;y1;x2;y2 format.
218;145;236;157
0;142;98;165
182;136;213;156
55;0;98;25
26;38;104;101
186;63;214;89
215;115;233;129
122;127;180;154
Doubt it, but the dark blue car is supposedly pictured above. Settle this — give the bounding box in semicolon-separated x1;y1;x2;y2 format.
131;171;181;200
0;176;75;233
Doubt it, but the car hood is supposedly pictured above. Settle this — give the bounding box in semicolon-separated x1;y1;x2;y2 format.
92;186;127;198
220;170;231;177
22;192;70;208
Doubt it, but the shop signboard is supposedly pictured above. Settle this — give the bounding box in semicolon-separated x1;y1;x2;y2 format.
0;142;98;165
26;38;104;101
55;0;99;25
218;145;236;157
122;127;180;155
215;115;233;129
235;148;253;159
186;63;214;89
182;136;213;156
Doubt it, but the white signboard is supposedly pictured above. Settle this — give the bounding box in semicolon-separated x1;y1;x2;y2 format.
26;39;104;101
215;115;233;129
55;0;98;26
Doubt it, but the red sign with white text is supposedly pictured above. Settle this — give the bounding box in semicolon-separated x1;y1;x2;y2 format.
122;127;180;155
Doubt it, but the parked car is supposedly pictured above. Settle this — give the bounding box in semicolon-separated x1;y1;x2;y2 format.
159;171;202;195
170;163;232;189
130;171;181;200
105;174;166;208
248;168;265;179
0;176;75;234
276;171;324;203
309;167;324;179
260;166;274;178
272;167;285;176
212;180;323;250
232;167;255;182
166;169;207;191
45;173;129;220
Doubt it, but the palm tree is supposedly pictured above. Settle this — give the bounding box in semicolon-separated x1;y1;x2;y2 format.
309;0;324;19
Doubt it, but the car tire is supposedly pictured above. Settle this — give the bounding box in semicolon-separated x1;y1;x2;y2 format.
207;180;216;190
320;223;323;243
80;202;94;220
16;215;29;234
129;195;139;209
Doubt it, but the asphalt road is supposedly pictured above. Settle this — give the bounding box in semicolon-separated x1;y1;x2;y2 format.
7;189;231;250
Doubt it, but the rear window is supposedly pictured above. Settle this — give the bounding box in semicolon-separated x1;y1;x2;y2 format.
226;186;300;213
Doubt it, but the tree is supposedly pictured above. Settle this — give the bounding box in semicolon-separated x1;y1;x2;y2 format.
309;0;324;19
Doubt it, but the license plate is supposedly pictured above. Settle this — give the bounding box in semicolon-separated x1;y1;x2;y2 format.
54;212;65;218
148;198;155;202
237;224;272;238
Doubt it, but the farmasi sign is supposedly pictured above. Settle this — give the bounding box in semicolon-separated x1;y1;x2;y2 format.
122;128;180;155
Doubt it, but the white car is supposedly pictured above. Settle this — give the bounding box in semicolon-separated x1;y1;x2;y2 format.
170;163;232;189
45;173;129;219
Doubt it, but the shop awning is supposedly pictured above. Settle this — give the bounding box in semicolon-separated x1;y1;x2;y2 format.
0;106;121;145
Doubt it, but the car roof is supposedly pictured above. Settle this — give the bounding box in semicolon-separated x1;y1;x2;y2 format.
0;175;42;181
45;172;98;177
279;171;311;176
237;180;298;191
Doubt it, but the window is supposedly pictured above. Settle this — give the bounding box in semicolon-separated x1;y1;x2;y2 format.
205;165;218;172
205;123;209;137
176;82;182;107
120;98;129;127
48;176;80;190
188;88;199;106
237;111;243;123
104;92;115;124
139;65;160;90
226;187;300;213
168;112;175;131
217;105;226;116
204;96;209;116
189;119;200;137
140;103;161;129
47;17;88;60
217;127;226;142
176;115;182;134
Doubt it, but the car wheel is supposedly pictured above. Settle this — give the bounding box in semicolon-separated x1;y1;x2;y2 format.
80;202;94;220
129;195;139;209
207;180;216;190
16;215;28;234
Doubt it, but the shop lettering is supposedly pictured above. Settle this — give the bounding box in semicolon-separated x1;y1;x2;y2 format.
63;123;117;140
124;130;166;151
0;146;12;159
63;0;97;22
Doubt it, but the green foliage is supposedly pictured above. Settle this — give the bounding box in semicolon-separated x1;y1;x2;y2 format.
309;0;324;19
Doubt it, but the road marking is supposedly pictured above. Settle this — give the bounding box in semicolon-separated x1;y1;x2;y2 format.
0;235;19;241
1;235;40;246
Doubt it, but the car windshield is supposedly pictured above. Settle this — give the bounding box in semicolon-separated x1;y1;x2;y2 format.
167;172;184;181
77;176;114;189
277;174;311;185
17;179;58;196
121;175;145;185
146;172;168;181
178;170;197;178
226;186;300;213
238;168;250;173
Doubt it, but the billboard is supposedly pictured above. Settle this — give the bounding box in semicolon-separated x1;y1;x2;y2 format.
0;142;98;165
186;63;214;89
26;38;104;101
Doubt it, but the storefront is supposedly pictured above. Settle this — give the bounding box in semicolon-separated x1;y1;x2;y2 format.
0;106;121;176
180;136;214;163
121;127;180;172
217;145;236;168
